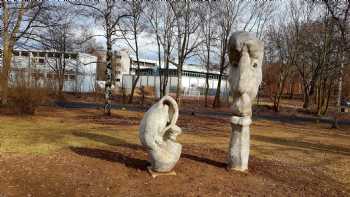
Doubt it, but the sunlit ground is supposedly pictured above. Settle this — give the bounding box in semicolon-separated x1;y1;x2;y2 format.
0;106;349;196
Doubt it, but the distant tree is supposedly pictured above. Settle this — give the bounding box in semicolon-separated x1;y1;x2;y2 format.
170;1;202;103
32;4;78;98
265;20;294;112
198;2;217;107
320;0;350;127
119;0;146;104
0;1;44;105
212;1;244;108
145;2;176;98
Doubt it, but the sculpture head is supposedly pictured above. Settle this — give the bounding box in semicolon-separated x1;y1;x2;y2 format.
228;31;264;100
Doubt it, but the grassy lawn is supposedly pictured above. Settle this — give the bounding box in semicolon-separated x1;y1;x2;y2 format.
0;106;349;196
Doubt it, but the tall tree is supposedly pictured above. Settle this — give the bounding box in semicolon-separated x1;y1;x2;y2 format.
145;2;176;98
320;0;350;127
0;1;43;104
31;4;78;98
119;0;145;104
198;2;217;107
69;0;129;115
212;0;244;108
170;1;202;103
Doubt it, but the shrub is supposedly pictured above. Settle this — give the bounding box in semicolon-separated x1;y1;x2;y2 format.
8;85;49;115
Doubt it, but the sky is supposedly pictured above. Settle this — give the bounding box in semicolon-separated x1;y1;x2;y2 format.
87;1;288;66
91;25;203;65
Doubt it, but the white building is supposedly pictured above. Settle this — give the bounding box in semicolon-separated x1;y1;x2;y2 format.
0;49;97;93
111;49;229;97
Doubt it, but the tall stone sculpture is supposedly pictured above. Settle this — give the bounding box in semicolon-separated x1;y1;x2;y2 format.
139;95;182;177
227;31;264;171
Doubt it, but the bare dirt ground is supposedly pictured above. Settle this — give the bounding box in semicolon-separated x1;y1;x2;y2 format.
0;106;349;197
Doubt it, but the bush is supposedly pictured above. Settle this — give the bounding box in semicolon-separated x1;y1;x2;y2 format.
8;85;49;115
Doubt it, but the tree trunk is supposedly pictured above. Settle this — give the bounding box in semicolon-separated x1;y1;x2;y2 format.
289;79;295;99
336;56;344;111
128;75;140;104
157;36;162;99
213;53;225;108
303;85;310;109
1;42;12;105
104;33;113;116
205;72;209;107
176;65;182;103
333;55;344;128
58;76;64;99
161;52;170;97
213;74;222;108
128;16;141;104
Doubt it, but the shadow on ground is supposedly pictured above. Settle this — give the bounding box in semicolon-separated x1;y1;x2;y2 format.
182;153;226;168
72;131;144;150
70;146;148;171
72;131;227;169
252;134;350;156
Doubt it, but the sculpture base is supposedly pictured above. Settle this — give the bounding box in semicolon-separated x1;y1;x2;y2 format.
226;166;249;173
228;116;251;172
147;166;176;178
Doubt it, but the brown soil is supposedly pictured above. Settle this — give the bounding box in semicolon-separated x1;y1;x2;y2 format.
0;107;349;197
0;146;347;197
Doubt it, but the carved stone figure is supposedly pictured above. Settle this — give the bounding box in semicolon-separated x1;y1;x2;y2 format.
227;31;264;171
139;95;182;176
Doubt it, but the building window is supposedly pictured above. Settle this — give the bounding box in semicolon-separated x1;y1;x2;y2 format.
32;52;38;57
70;54;78;59
39;52;46;57
69;75;76;80
13;51;20;56
38;58;45;64
21;51;29;57
55;53;61;58
116;78;120;82
64;53;70;59
48;52;54;57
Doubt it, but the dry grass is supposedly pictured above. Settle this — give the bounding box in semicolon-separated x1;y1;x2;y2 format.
0;106;349;196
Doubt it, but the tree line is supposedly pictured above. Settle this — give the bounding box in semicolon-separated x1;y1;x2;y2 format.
0;0;348;118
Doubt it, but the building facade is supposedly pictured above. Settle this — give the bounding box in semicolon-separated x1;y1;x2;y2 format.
0;49;97;93
108;49;230;97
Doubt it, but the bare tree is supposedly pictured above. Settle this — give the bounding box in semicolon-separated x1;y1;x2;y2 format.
144;3;162;98
145;2;176;98
170;1;202;103
0;1;43;105
198;2;217;107
265;21;294;112
320;0;350;127
212;1;244;108
68;0;130;115
288;0;320;109
31;4;78;98
119;0;146;104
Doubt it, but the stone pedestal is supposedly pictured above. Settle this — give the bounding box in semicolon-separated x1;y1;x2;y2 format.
147;166;177;178
227;116;252;172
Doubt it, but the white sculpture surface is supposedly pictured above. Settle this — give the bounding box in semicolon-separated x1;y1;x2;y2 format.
227;31;264;171
139;96;182;174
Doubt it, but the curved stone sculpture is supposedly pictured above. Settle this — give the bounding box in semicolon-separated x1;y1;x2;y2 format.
227;31;264;171
139;95;182;174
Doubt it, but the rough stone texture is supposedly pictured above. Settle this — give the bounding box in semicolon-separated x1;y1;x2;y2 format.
227;31;264;171
139;96;182;173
